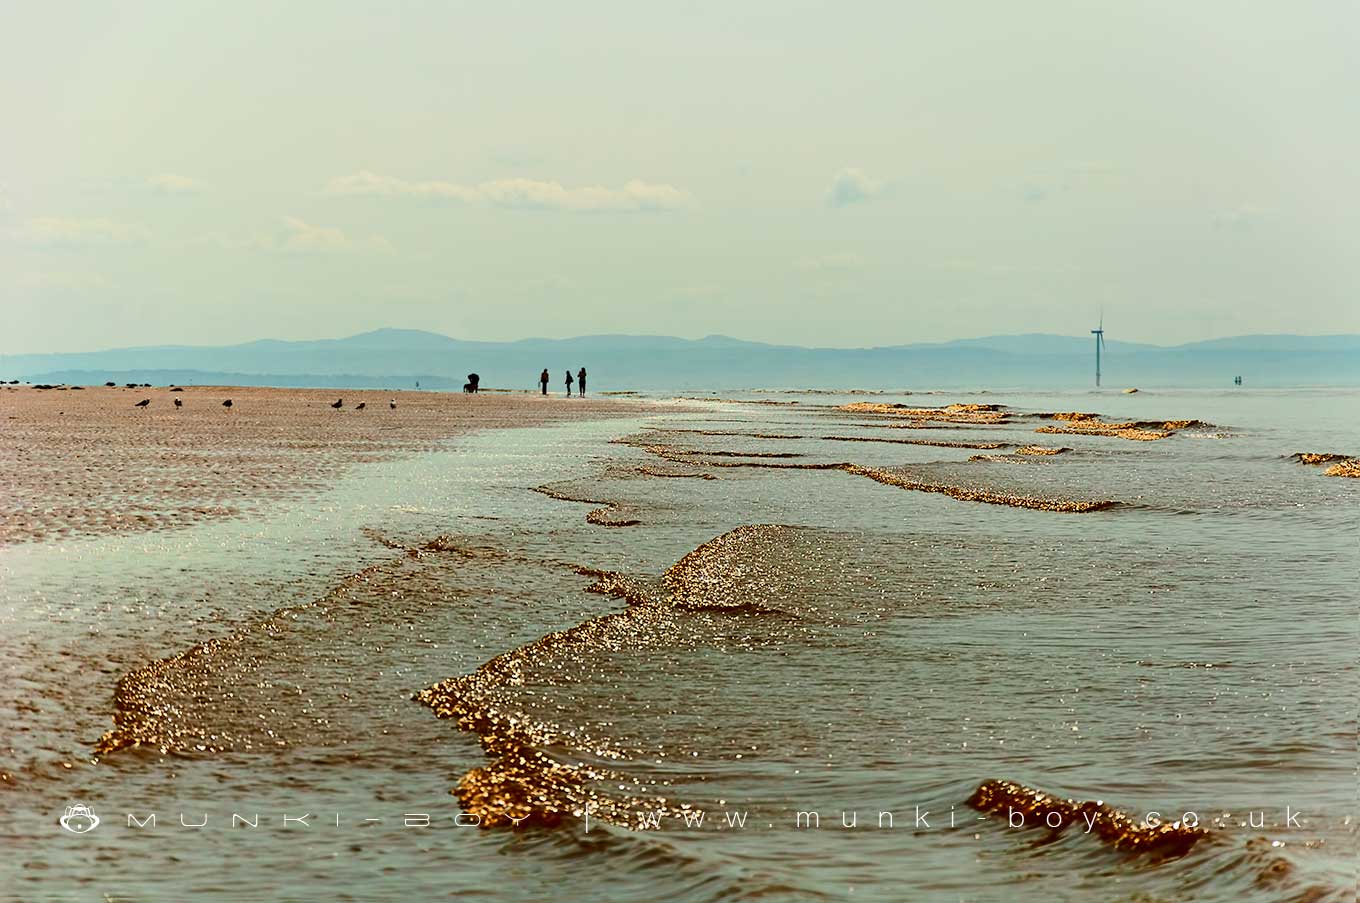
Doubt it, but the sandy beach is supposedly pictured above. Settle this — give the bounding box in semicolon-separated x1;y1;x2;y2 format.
0;387;1354;903
0;385;661;546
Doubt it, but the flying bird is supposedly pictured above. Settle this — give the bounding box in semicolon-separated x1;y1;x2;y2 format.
355;402;366;411
134;398;150;408
174;398;183;408
222;399;233;409
331;398;343;409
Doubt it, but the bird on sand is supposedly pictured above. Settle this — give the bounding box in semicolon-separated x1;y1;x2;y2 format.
355;402;366;411
222;399;233;409
174;398;183;408
134;398;150;409
331;398;343;409
389;399;396;410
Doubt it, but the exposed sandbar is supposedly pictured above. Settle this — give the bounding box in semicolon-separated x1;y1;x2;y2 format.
0;385;663;545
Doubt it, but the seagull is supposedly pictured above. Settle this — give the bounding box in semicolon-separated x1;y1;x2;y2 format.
222;399;233;409
174;398;183;408
134;398;150;409
389;400;396;410
331;398;343;409
355;402;366;411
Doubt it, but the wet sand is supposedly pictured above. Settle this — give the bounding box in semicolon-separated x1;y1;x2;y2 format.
4;388;1353;903
0;385;664;545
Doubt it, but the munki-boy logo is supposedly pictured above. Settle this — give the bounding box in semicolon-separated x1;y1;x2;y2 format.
59;803;100;834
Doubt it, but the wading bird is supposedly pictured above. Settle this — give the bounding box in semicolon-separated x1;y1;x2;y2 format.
222;399;233;409
355;402;366;411
331;398;343;409
134;398;150;409
174;398;182;408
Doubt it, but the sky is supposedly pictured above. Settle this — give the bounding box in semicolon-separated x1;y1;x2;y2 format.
2;0;1357;353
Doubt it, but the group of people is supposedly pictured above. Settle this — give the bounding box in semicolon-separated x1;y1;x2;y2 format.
540;367;587;397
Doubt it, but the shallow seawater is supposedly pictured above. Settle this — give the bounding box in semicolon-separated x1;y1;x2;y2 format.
2;388;1356;902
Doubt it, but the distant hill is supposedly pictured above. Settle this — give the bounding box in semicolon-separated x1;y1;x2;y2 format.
6;330;1357;390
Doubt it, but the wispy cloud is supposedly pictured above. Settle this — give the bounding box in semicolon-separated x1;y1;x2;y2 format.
279;216;392;253
1212;204;1268;232
521;274;575;293
185;217;392;253
323;171;694;212
15;216;147;245
795;251;865;272
17;270;110;290
826;168;885;208
281;216;350;252
1018;161;1120;204
145;173;207;194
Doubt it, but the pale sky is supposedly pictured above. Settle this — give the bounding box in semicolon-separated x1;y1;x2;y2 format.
3;1;1357;353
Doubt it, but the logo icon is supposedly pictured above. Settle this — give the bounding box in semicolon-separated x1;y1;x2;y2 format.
59;803;100;834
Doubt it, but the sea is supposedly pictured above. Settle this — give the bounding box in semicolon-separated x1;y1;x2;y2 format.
1;386;1355;902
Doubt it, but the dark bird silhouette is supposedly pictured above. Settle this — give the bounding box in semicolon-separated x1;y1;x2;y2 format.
389;399;396;410
174;398;183;408
134;398;151;408
355;402;366;411
331;398;343;409
222;399;233;409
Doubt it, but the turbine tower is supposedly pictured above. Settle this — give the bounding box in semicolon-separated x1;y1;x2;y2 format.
1091;315;1105;387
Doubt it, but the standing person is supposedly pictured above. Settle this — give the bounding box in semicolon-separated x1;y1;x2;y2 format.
577;367;587;397
539;369;550;395
564;369;574;397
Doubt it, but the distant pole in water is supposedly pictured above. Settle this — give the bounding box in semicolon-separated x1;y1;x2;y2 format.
1091;314;1106;387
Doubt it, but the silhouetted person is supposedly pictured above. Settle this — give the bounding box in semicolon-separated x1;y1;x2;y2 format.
577;367;587;397
331;398;343;409
564;370;574;397
134;398;150;409
539;369;550;395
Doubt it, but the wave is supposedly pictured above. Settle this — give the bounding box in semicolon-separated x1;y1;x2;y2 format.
967;778;1347;902
414;525;833;828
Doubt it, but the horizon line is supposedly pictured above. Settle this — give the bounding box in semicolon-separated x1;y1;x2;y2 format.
7;327;1360;358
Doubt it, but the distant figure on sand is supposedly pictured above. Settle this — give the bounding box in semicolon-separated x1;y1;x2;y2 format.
577;367;587;397
539;369;550;395
464;373;480;394
564;370;574;397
